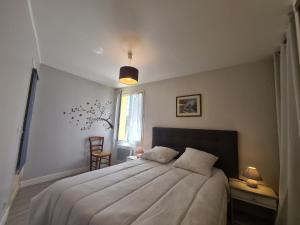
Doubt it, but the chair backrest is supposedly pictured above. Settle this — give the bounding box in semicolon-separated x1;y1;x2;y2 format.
89;136;104;153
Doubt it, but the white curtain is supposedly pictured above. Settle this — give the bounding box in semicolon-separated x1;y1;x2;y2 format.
126;92;143;146
112;91;121;149
113;90;144;149
274;13;300;225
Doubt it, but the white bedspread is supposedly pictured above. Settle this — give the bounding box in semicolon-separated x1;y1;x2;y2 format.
29;159;228;225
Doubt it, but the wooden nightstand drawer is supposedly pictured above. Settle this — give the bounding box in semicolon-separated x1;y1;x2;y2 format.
229;179;278;225
231;188;277;210
231;199;276;225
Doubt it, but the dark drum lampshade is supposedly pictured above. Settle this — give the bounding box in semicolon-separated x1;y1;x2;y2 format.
119;66;139;85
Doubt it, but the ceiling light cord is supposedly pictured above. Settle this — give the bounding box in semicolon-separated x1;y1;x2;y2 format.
128;51;133;65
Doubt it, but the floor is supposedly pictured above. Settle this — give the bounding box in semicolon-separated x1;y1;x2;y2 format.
5;180;56;225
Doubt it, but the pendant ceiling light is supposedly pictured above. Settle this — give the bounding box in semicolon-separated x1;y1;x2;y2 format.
119;51;139;85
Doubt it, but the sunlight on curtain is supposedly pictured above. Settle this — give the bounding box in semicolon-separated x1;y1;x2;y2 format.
117;92;143;148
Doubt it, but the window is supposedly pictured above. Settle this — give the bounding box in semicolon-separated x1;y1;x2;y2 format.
117;91;143;147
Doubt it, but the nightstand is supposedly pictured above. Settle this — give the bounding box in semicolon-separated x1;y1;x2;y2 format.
229;178;278;225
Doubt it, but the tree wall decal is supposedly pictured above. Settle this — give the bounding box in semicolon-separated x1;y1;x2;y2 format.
63;100;113;131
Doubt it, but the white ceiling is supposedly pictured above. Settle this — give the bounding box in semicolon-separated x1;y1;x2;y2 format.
30;0;290;87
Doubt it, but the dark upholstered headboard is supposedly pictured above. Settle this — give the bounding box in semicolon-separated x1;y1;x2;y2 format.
152;127;239;178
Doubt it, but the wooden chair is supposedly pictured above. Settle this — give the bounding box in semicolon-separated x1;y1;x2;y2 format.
89;136;112;171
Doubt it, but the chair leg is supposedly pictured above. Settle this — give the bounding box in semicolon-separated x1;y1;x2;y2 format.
109;155;112;166
90;155;92;171
98;157;102;169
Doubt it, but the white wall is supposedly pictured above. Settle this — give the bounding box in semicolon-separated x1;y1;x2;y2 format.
125;59;279;190
0;0;40;216
23;65;116;180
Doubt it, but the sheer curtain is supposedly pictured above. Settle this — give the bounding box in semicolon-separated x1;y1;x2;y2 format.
126;92;143;146
112;91;121;149
274;12;300;225
113;90;144;150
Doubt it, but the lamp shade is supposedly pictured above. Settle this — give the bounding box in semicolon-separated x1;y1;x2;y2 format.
136;146;144;158
242;166;262;181
136;146;144;155
119;66;139;85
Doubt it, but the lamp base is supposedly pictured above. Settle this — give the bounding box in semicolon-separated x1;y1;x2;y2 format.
246;179;258;188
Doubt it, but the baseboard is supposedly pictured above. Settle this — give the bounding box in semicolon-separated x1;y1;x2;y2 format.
0;173;22;225
0;205;10;225
10;173;21;204
21;166;89;188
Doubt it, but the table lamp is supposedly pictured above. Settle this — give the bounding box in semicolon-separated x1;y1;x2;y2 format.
136;146;144;158
242;166;262;188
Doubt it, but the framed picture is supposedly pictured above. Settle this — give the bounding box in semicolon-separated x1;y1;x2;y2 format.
176;94;201;117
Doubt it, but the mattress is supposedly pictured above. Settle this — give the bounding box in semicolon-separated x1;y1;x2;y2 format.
28;159;228;225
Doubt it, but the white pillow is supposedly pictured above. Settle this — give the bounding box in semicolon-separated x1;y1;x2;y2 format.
173;147;218;176
141;146;179;163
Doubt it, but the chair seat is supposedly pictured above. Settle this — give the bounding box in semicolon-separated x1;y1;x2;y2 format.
91;151;111;157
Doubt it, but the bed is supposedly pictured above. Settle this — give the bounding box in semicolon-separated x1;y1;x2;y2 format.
28;127;238;225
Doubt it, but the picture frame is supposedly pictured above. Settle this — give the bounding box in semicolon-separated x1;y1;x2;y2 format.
176;94;201;117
